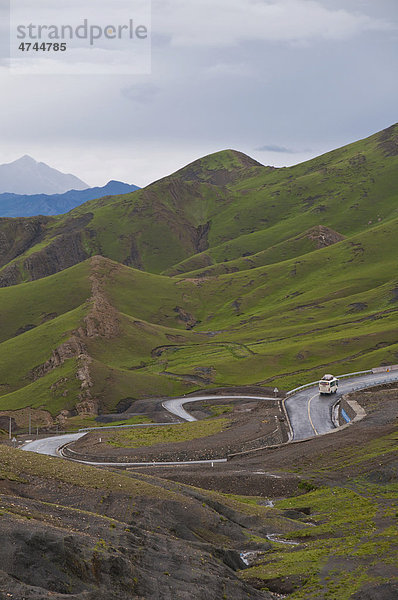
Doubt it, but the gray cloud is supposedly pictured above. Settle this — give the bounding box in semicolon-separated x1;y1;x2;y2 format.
121;83;160;104
153;0;394;47
256;145;298;154
0;0;396;186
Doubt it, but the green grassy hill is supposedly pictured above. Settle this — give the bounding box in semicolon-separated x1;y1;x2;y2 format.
1;123;397;285
0;124;397;425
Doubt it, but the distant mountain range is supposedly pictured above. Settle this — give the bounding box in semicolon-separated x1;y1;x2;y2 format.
0;155;89;195
0;180;140;217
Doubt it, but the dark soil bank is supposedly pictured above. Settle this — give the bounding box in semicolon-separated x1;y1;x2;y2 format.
0;452;279;600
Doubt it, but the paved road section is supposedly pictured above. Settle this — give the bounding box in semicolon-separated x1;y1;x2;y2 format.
22;433;86;456
163;395;276;422
22;371;398;461
285;371;398;441
22;432;228;466
22;395;276;462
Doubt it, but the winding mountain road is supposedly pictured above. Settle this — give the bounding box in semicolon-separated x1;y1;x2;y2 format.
285;370;398;441
21;431;87;456
21;433;86;457
22;369;398;461
162;394;275;422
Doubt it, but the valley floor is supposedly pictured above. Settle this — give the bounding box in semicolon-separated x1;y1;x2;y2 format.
0;384;397;599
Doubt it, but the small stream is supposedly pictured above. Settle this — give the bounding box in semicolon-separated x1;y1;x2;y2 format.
266;533;300;545
240;532;300;566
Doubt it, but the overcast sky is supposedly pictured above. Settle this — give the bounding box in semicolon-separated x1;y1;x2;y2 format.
0;0;397;187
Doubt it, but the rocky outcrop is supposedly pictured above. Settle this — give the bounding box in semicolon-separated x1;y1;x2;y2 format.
0;217;52;287
0;217;50;268
75;353;98;416
78;256;121;339
30;335;99;417
0;214;96;288
24;231;88;281
305;225;345;249
173;306;198;330
33;337;87;380
193;221;211;253
0;263;22;287
29;257;120;418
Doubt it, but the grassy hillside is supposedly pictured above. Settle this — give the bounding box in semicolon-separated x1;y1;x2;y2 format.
0;124;397;424
239;386;398;599
0;385;396;599
0;219;397;422
168;124;398;275
0;124;397;286
0;444;273;599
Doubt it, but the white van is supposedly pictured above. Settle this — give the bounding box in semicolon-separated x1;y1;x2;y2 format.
319;374;339;395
